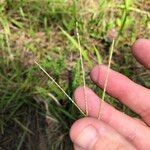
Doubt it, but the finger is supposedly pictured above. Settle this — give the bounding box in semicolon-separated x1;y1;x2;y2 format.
134;118;147;126
70;117;135;150
74;145;85;150
74;87;150;149
90;65;150;125
132;39;150;69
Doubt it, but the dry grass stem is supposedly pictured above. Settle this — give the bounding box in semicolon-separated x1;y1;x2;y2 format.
76;22;88;116
35;60;85;116
98;39;115;120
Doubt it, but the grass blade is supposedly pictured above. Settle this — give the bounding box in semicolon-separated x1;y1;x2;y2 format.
93;45;103;65
60;27;92;67
14;118;33;134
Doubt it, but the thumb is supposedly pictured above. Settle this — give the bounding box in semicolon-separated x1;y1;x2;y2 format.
70;117;135;150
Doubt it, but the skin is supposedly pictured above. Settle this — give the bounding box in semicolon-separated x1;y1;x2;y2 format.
70;39;150;150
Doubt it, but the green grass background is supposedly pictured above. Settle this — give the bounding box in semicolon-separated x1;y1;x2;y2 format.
0;0;150;149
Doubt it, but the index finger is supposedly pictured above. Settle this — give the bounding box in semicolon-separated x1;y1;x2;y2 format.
91;65;150;125
132;39;150;69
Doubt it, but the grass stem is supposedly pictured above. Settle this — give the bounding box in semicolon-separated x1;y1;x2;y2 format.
76;22;88;116
35;61;85;116
98;39;115;119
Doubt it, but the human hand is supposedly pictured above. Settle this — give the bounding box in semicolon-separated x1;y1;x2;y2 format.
70;39;150;150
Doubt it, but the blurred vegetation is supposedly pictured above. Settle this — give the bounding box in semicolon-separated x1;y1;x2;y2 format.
0;0;150;149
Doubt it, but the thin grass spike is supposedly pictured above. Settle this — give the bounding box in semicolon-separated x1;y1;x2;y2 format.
35;61;85;116
76;22;88;116
98;39;115;120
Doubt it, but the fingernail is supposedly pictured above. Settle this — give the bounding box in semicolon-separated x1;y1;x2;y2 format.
75;125;98;149
90;65;101;83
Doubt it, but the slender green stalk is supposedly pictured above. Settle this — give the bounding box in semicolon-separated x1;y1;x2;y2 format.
35;61;85;116
14;118;33;134
17;122;29;150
